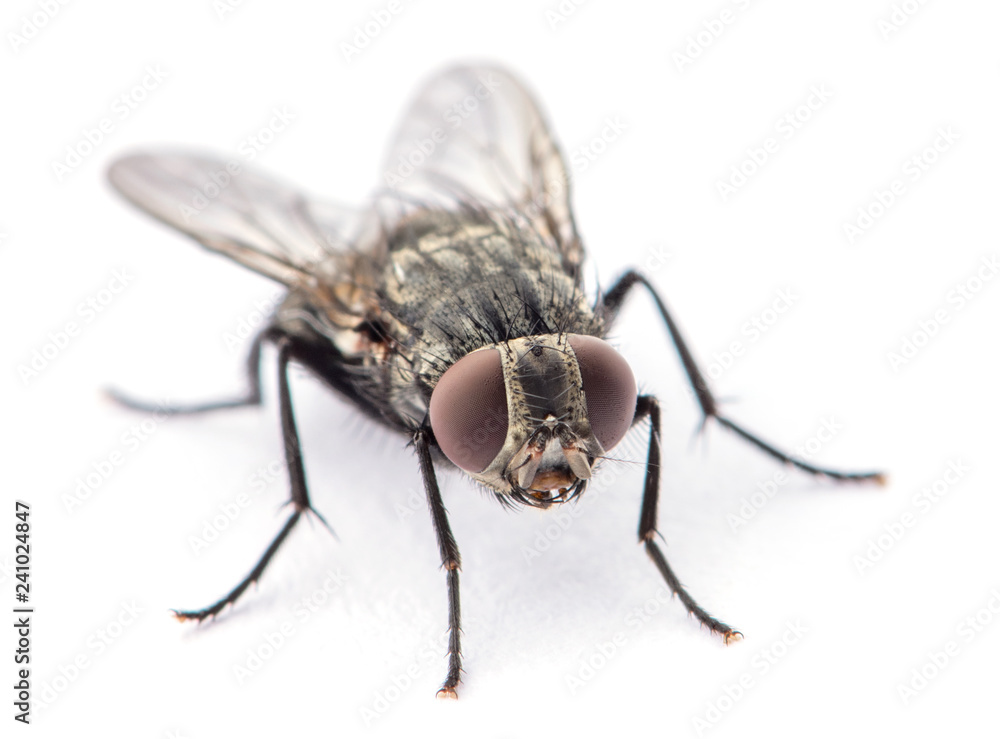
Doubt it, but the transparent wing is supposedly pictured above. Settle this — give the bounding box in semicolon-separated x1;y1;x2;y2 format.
378;65;584;276
107;151;373;286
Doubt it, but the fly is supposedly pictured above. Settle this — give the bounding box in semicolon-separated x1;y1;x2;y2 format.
106;65;884;698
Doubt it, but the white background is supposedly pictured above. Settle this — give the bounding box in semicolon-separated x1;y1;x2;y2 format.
3;1;999;737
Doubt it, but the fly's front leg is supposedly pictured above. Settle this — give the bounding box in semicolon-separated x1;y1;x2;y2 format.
605;271;884;485
634;395;741;643
414;429;463;699
174;335;331;621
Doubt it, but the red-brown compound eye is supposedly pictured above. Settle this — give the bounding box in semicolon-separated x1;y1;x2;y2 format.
568;335;637;452
429;349;509;473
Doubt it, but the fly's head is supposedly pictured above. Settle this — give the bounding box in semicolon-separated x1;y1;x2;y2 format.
429;334;637;508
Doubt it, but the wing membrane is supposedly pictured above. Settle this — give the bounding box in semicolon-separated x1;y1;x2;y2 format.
108;67;584;286
378;65;584;277
107;151;368;286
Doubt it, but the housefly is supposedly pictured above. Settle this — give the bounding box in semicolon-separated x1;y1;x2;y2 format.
107;65;884;698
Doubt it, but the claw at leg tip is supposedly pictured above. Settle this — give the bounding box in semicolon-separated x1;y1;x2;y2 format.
724;630;744;645
436;687;459;700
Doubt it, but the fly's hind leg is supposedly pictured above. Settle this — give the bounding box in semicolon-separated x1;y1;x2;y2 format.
105;329;269;415
603;270;885;485
173;335;332;621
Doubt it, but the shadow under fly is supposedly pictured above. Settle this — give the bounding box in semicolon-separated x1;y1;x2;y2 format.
106;64;884;698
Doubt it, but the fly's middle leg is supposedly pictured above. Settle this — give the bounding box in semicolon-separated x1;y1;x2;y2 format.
173;335;333;621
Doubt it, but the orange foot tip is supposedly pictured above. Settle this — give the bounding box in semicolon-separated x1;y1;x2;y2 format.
723;630;744;645
436;687;459;700
872;472;889;487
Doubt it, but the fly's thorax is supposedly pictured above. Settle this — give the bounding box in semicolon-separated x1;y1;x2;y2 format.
369;207;606;433
429;333;637;506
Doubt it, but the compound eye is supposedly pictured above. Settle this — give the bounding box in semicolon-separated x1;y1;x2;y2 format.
569;335;637;452
429;349;509;473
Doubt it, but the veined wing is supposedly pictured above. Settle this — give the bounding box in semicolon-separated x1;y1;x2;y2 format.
107;151;375;287
378;65;584;281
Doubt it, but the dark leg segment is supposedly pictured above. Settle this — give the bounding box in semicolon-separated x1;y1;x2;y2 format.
174;511;302;621
106;330;267;414
634;395;741;643
605;271;884;484
414;430;463;698
174;336;324;621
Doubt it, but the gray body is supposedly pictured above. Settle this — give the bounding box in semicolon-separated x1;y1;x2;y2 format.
273;207;608;503
275;208;603;432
